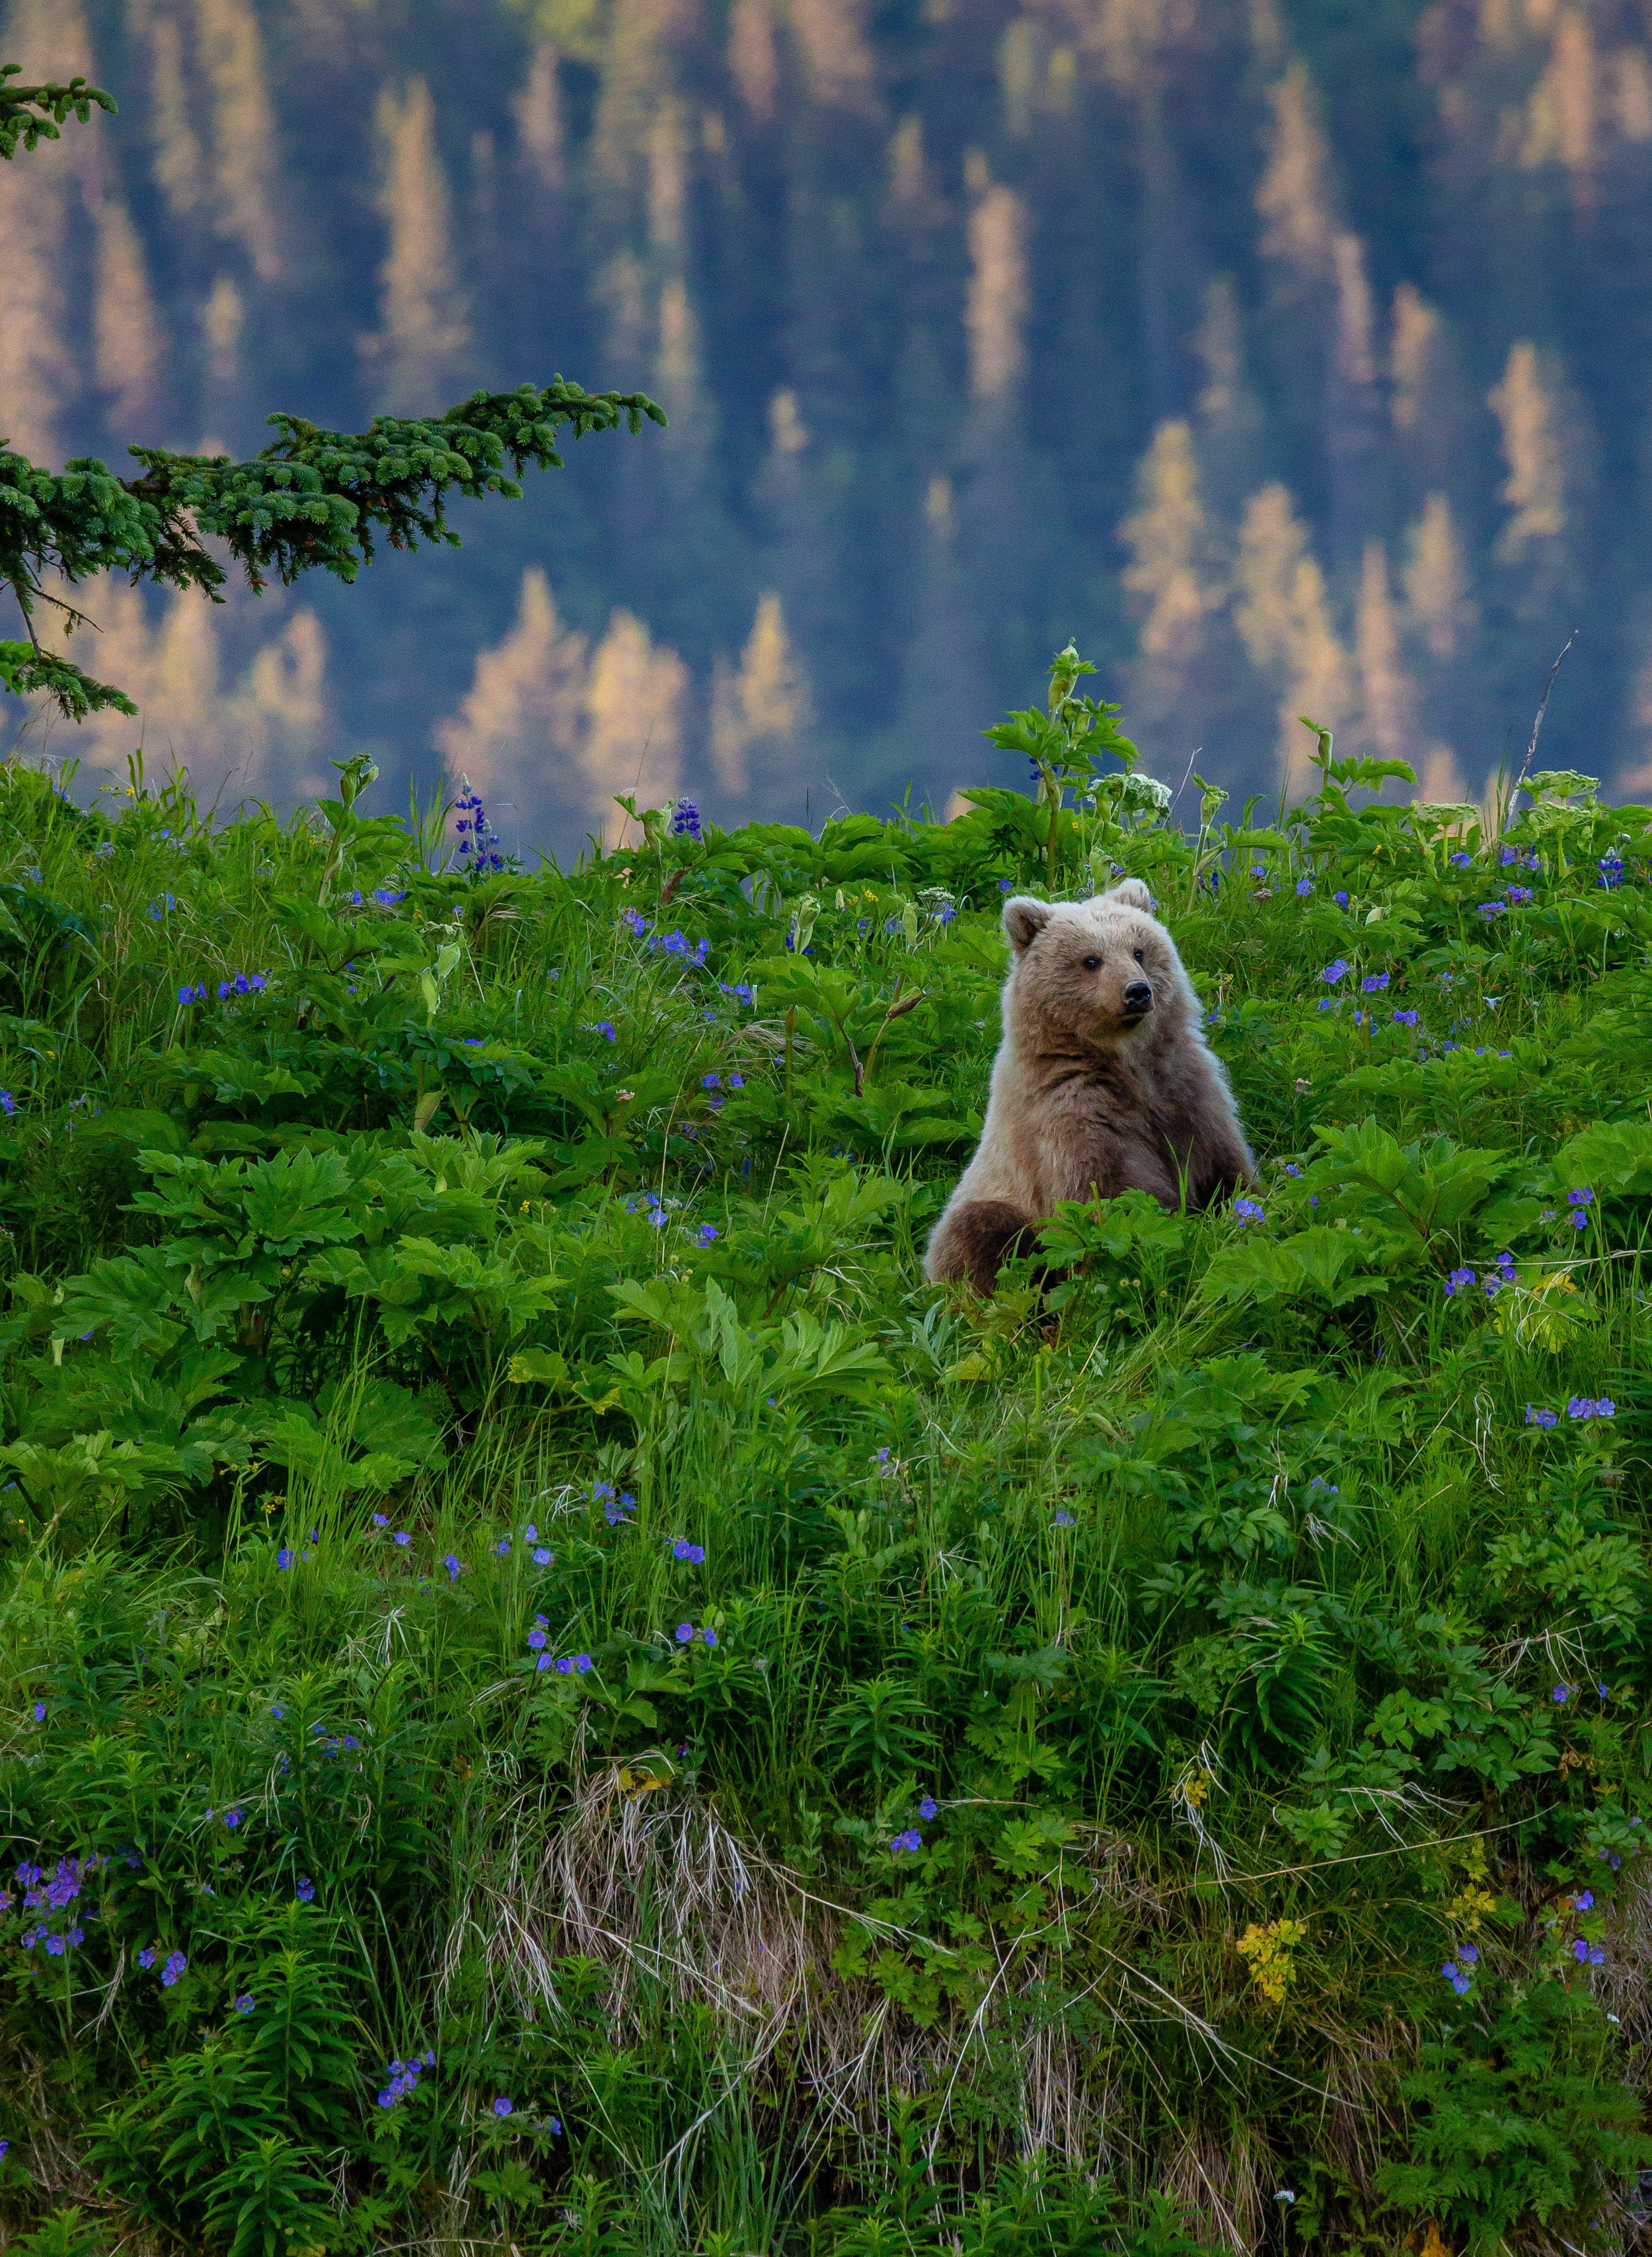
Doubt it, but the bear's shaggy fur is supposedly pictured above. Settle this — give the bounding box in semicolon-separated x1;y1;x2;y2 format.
924;878;1254;1293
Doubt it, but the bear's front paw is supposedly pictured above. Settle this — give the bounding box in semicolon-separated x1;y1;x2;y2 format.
926;1200;1037;1295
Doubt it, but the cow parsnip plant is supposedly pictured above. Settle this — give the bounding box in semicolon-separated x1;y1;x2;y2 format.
0;707;1650;2255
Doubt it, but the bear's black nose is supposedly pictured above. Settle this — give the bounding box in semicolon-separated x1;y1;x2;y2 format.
1121;980;1152;1014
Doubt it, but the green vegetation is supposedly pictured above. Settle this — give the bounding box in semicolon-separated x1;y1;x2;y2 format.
2;689;1652;2256
0;62;114;159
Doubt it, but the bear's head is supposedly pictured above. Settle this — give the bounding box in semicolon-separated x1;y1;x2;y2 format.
999;878;1194;1053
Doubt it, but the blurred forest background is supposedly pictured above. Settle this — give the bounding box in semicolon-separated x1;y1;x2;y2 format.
1;0;1647;857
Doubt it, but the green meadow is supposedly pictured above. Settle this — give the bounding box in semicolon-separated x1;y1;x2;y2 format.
1;708;1651;2256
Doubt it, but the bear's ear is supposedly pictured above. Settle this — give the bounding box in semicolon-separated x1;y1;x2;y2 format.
1103;876;1156;914
1002;896;1051;954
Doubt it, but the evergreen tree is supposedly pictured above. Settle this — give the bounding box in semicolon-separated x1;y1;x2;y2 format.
0;52;663;726
9;0;1652;820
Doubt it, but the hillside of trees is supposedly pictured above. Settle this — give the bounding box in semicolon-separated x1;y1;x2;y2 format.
1;0;1648;853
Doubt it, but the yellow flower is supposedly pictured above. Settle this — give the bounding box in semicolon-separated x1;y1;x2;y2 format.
1237;1917;1308;2007
1444;1884;1497;1935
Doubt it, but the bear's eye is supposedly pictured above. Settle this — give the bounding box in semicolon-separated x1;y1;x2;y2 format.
1132;948;1145;965
1082;954;1101;972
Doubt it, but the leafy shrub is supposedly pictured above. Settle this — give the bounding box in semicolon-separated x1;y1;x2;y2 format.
1376;1979;1652;2250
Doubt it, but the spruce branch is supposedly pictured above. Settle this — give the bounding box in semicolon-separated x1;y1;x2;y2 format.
0;642;135;720
1;381;666;722
0;61;116;158
1;61;666;726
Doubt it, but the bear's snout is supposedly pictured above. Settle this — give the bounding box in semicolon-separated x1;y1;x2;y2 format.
1121;979;1153;1016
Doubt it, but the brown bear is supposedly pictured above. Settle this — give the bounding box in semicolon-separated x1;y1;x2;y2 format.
924;877;1255;1293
